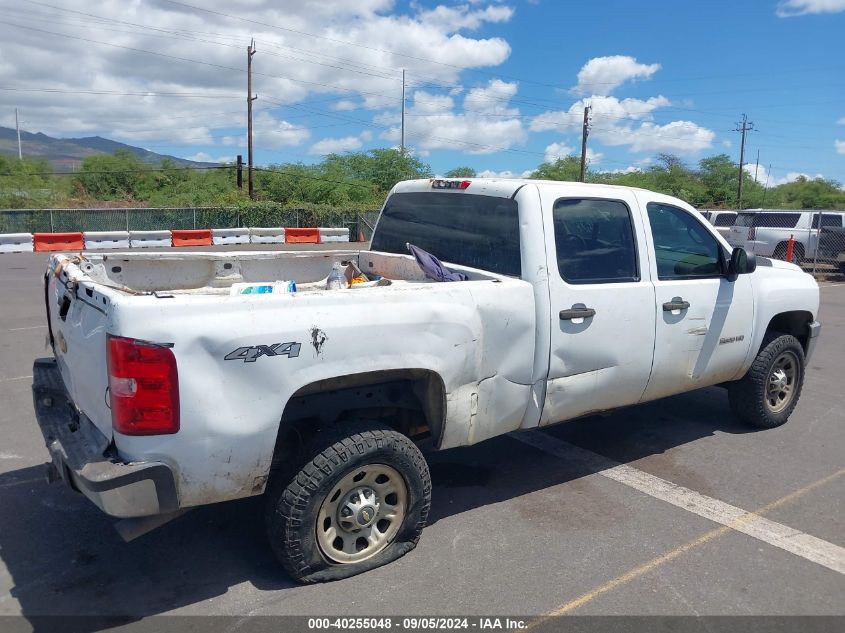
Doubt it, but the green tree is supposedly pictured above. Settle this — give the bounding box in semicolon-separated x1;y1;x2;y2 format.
445;166;477;178
72;149;150;199
530;155;582;181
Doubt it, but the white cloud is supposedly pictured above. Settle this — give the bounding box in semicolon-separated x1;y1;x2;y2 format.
380;80;526;154
776;0;845;17
530;95;712;155
184;152;234;163
0;0;515;151
476;169;534;178
222;112;309;149
309;130;372;155
835;139;845;154
744;163;825;186
416;4;514;30
722;139;733;148
573;55;660;96
837;117;845;125
543;142;574;162
594;120;714;154
333;100;358;111
585;148;603;165
530;96;671;133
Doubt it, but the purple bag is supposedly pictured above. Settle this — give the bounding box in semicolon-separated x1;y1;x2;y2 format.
407;243;469;282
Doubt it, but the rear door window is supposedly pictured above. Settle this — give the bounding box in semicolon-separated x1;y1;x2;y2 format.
812;213;844;229
552;198;639;284
753;213;801;228
714;213;737;227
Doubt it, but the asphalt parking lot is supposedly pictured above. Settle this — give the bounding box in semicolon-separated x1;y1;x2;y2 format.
0;246;843;624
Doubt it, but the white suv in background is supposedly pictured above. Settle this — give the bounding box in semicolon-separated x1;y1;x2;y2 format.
701;210;738;238
728;209;845;264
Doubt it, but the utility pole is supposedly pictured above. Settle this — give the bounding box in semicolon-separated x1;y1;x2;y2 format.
579;104;591;183
734;113;754;209
236;154;243;189
762;163;771;207
247;39;257;200
754;149;760;183
400;69;406;157
15;107;22;159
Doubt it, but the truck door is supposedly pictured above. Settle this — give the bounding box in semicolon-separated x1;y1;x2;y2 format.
540;191;656;424
639;200;753;401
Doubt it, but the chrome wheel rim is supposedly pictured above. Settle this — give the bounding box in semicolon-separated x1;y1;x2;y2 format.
316;464;407;564
765;351;799;414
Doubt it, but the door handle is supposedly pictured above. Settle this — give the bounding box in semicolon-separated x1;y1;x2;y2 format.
559;307;596;320
663;299;690;311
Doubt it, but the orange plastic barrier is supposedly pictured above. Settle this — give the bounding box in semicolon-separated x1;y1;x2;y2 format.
171;229;212;247
33;232;84;252
285;227;320;244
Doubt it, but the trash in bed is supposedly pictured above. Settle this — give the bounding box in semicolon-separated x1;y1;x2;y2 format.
230;281;296;295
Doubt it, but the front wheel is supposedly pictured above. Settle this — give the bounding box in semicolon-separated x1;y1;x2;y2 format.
265;422;431;583
728;334;805;429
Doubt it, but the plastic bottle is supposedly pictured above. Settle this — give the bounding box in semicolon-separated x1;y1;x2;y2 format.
230;280;296;295
326;262;346;290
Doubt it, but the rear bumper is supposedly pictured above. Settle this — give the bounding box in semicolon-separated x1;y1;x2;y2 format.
32;358;178;518
806;321;821;362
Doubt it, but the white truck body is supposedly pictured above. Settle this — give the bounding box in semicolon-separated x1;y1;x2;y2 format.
34;179;821;523
728;209;845;260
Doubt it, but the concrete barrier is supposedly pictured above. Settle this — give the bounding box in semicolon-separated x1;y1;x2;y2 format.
213;228;250;245
285;227;320;244
83;231;130;250
34;232;84;252
318;227;350;243
249;227;286;244
129;230;171;248
172;229;213;247
0;233;34;253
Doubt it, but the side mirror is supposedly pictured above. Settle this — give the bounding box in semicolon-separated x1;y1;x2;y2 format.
727;247;756;281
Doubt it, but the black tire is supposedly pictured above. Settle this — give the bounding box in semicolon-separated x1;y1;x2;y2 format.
265;421;431;583
728;333;805;429
772;242;804;266
838;262;845;276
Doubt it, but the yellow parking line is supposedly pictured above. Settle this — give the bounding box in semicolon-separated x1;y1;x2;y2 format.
528;466;844;622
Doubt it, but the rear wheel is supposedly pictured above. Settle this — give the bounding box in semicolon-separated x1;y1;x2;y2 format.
772;241;804;266
265;422;431;583
728;334;805;429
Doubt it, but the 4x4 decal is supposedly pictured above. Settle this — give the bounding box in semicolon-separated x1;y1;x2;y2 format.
224;342;302;363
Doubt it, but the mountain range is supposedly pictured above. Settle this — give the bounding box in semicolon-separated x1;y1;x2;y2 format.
0;126;216;171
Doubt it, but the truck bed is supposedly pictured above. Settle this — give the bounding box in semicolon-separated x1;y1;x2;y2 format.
71;249;506;295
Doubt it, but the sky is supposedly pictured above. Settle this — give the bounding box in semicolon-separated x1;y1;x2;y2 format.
0;0;844;186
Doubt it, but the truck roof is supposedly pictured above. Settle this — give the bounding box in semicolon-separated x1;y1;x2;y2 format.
393;177;659;199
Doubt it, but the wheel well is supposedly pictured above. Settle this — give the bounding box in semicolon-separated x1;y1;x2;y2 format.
766;311;813;352
270;369;446;472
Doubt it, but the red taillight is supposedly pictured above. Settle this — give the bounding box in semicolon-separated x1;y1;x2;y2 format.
748;226;756;240
107;335;179;435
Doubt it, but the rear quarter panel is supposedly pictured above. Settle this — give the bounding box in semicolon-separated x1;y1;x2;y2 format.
109;272;536;508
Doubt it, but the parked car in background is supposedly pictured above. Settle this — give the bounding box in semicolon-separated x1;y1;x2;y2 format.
728;209;845;264
817;226;845;274
701;210;738;239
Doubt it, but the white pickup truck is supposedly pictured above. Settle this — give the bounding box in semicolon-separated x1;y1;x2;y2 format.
33;178;820;582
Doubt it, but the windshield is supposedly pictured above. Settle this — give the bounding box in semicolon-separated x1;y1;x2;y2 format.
371;192;521;277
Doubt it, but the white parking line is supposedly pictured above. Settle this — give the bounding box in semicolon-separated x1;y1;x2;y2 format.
0;375;32;384
7;325;45;331
512;431;845;575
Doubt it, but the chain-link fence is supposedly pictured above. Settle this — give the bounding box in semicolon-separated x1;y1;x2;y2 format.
0;207;380;242
703;208;845;278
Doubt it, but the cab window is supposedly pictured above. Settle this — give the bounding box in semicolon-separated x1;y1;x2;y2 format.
646;202;722;280
553;198;638;284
